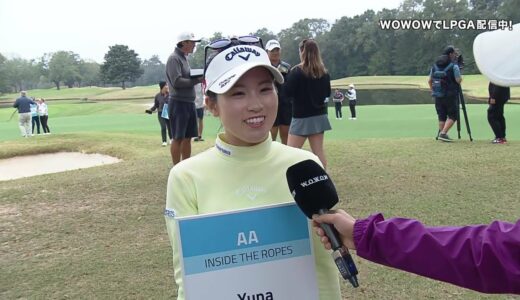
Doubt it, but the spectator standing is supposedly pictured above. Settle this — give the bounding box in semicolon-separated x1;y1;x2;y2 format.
286;39;331;169
38;98;51;134
166;31;203;164
146;81;172;146
13;91;36;137
266;39;292;144
193;82;205;142
487;82;510;144
30;100;41;135
332;89;344;120
346;84;357;120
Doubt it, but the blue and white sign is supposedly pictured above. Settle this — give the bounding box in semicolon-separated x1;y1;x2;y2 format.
176;202;319;300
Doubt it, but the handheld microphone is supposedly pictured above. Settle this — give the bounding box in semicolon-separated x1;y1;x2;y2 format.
286;159;359;288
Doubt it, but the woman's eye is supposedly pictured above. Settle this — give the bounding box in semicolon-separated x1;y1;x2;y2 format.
230;91;245;97
261;86;273;93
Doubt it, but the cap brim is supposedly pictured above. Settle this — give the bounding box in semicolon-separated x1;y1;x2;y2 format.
179;38;202;43
207;62;284;94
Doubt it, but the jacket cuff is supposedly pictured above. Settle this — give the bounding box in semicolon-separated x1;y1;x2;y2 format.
353;213;385;249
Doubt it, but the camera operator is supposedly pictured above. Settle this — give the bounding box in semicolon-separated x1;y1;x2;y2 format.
428;45;462;142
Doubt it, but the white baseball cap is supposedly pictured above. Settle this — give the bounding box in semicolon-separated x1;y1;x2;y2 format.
176;31;201;43
349;84;355;88
204;45;284;94
265;40;281;51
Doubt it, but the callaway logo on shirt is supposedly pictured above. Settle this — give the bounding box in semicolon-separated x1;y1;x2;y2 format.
235;185;267;201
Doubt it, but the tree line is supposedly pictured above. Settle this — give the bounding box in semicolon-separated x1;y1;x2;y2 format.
190;0;518;77
0;45;160;92
1;0;518;94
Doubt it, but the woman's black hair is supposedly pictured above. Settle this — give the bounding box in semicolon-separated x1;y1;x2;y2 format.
443;45;455;55
206;90;218;101
159;81;167;90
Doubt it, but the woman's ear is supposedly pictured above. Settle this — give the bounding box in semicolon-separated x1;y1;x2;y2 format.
205;96;219;117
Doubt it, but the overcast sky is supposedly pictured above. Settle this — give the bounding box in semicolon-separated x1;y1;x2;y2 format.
0;0;402;63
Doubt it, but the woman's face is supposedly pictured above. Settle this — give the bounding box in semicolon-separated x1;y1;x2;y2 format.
161;85;169;94
208;67;278;147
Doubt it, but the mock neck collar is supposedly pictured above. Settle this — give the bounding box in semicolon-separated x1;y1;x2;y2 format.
214;133;272;161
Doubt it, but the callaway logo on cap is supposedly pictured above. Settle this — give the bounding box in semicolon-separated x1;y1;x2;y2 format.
204;45;284;94
224;46;262;62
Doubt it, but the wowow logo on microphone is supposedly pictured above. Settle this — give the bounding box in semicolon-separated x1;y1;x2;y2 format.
300;175;329;188
286;159;339;219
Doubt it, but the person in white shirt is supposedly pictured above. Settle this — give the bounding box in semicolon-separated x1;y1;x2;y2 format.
30;101;41;135
346;84;357;120
193;83;205;141
37;98;51;134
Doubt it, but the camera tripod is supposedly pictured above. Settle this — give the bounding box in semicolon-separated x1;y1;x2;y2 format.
456;86;473;141
434;86;473;142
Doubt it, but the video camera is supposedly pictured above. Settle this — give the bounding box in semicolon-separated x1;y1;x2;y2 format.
455;48;464;70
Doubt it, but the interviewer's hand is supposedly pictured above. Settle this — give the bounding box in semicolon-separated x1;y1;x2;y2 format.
312;209;357;250
489;98;496;105
145;109;152;114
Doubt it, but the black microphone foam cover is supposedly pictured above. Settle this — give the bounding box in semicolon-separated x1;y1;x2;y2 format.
286;159;339;219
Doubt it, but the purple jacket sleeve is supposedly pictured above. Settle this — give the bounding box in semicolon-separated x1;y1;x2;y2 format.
353;213;520;294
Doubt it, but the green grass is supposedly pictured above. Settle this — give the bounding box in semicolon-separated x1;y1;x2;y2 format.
332;74;520;100
4;101;518;142
326;104;520;140
0;85;157;101
2;74;519;103
89;86;157;100
0;100;224;142
1;96;519;299
0;86;117;100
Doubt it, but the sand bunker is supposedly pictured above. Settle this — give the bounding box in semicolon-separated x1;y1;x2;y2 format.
0;152;121;181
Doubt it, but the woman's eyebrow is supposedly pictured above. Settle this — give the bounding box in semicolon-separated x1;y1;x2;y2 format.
230;79;273;89
258;79;274;85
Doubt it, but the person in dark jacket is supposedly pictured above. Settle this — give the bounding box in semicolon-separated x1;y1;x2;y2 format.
332;89;344;120
13;91;36;137
313;209;520;295
146;81;172;146
266;39;292;144
487;82;510;144
285;39;331;169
